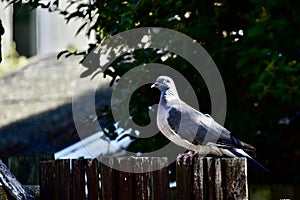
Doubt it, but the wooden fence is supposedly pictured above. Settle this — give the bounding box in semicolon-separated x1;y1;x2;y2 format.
39;156;248;200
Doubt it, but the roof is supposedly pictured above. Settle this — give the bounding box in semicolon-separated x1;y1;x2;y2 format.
54;130;133;159
0;54;112;161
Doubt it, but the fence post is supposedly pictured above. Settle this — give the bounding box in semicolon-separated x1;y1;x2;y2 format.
193;157;205;200
177;156;248;200
224;157;248;200
56;159;71;200
100;157;169;200
152;157;169;200
176;159;194;200
206;157;223;199
71;159;86;200
133;157;151;200
100;157;117;200
40;160;58;200
86;159;100;200
115;157;135;200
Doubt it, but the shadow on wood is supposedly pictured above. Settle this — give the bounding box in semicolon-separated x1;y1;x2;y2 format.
39;157;169;200
8;154;54;185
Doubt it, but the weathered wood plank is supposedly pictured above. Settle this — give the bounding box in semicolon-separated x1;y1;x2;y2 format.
71;159;86;200
100;157;169;200
134;157;151;200
115;157;134;200
206;157;223;200
40;160;58;200
193;156;205;200
152;157;169;200
56;159;71;200
176;158;194;200
100;157;116;200
224;157;248;200
86;159;100;200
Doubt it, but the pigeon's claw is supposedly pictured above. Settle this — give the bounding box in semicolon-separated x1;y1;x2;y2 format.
188;151;198;164
177;151;198;165
207;144;224;157
176;154;184;165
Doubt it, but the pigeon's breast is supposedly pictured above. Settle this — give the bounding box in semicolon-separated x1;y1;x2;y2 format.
159;95;167;106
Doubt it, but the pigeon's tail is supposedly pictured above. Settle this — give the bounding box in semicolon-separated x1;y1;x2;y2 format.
229;149;269;173
228;135;257;156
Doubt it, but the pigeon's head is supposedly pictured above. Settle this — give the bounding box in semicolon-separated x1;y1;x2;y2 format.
151;76;175;91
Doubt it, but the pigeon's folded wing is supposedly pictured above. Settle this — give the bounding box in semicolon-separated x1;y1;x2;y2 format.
166;101;256;153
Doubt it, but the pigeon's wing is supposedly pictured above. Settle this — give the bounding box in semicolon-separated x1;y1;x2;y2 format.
167;101;256;152
166;102;214;144
157;103;213;154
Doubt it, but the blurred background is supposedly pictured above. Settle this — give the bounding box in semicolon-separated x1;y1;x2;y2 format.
0;0;300;199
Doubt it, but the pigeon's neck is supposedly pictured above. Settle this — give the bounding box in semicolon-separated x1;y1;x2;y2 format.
160;89;179;106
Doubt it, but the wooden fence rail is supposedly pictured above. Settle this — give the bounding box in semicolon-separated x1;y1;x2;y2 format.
39;156;248;200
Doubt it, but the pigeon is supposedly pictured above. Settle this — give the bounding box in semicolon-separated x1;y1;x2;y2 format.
151;75;268;172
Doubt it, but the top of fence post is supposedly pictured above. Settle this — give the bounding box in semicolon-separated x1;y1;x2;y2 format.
176;156;248;200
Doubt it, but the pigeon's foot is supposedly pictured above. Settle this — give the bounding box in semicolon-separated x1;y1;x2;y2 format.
177;151;198;165
206;143;224;157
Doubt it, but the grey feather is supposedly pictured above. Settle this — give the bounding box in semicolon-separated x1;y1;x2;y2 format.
167;107;181;133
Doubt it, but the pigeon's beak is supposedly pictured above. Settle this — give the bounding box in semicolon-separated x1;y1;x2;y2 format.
151;82;158;88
